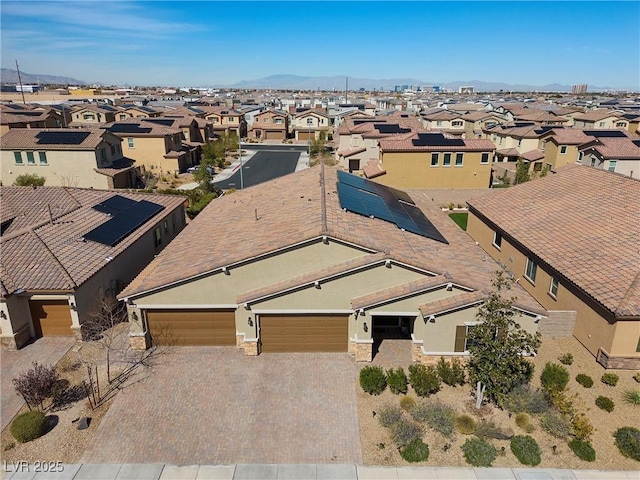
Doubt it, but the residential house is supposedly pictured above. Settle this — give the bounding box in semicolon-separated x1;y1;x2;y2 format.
102;118;198;175
536;128;594;173
462;111;504;139
573;109;628;130
1;104;66;136
118;105;162;120
249;109;289;141
0;186;186;349
0;128;140;189
199;106;246;138
420;109;465;135
483;122;547;163
466;165;640;369
291;108;331;141
118;166;544;362
373;131;496;189
69;104;123;127
577;130;640;178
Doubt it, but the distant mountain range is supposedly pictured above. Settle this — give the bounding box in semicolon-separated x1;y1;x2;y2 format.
1;68;87;86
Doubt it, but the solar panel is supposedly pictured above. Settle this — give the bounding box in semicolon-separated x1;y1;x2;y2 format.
36;131;91;145
583;130;627;138
108;124;153;134
83;200;165;246
92;195;137;215
99;105;118;111
143;118;175;126
337;170;378;194
412;133;465;147
374;124;411;134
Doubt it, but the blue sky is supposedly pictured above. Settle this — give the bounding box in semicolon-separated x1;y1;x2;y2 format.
1;1;638;89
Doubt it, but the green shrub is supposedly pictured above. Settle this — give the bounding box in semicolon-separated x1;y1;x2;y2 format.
601;372;619;386
455;415;477;435
391;417;423;448
500;384;549;414
569;438;596;462
558;353;574;365
515;412;531;429
595;396;615;412
408;364;441;397
400;396;416;412
10;410;47;443
14;174;46;187
436;357;465;386
613;427;640;461
540;412;571;439
386;367;408;395
378;404;403;428
510;435;542;466
461;437;498;467
476;419;511;440
360;366;387;395
575;374;594;388
571;413;594;442
400;439;430;463
411;400;455;437
622;389;640;406
541;362;570;394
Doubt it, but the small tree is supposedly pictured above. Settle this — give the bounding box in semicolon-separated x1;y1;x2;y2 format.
467;269;541;408
515;159;531;185
14;174;46;186
12;362;59;411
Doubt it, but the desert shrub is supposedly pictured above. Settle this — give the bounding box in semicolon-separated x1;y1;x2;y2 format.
10;411;47;443
515;412;531;429
378;404;403;428
386;367;408;395
455;415;477;435
400;396;416;412
476;419;511;440
461;437;498;467
575;374;594;388
541;362;569;394
558;353;574;365
12;362;60;410
571;413;594;442
360;366;387;395
510;435;542;466
569;438;596;462
595;396;615;412
436;357;465;386
613;427;640;461
500;384;548;414
14;174;46;187
408;364;441;397
411;400;456;437
622;389;640;406
391;417;423;448
400;439;430;463
540;412;571;439
601;372;619;386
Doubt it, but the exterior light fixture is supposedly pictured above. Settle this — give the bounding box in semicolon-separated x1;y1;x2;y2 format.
0;311;6;320
248;317;254;327
428;315;436;323
363;322;368;333
131;311;138;321
69;302;77;311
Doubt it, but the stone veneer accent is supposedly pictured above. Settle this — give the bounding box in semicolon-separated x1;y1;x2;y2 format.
597;349;640;370
411;340;423;363
355;342;372;362
2;324;32;350
130;334;149;351
242;338;259;356
349;339;356;355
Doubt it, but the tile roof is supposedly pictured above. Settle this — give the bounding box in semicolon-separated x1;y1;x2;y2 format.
351;275;449;310
336;147;366;158
102;118;182;136
0;128;113;150
521;149;545;161
119;165;544;316
379;133;495;153
362;160;386;179
541;128;593;145
574;109;622;122
467;165;640;318
579;136;640;160
94;157;136;177
0;187;185;296
419;290;485;317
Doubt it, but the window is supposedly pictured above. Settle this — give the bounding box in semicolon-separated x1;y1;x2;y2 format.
27;152;35;164
443;153;451;166
525;258;537;284
452;120;463;127
263;118;270;123
83;113;95;120
517;139;522;147
154;227;162;248
534;162;542;172
455;153;463;166
549;277;559;298
100;149;107;161
164;220;169;233
615;121;626;128
598;122;605;127
436;121;442;126
492;231;502;249
560;145;567;154
14;151;23;165
38;152;47;165
481;153;489;164
274;118;283;124
545;163;552;173
608;160;617;172
127;137;135;148
119;114;127;120
306;118;314;125
431;153;439;166
541;141;546;151
590;158;596;167
578;152;583;164
454;324;478;352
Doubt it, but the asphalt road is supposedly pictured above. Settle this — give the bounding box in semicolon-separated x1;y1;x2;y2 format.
241;144;309;152
213;150;301;189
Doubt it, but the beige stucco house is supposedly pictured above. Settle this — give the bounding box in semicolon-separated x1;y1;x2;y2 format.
1;104;66;136
466;165;640;369
0;187;187;349
118;166;545;362
573;110;627;130
577;131;640;178
250;109;289;141
0;128;140;189
291;109;330;141
69;104;123;127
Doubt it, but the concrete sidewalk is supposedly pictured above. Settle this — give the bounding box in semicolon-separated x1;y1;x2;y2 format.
2;464;637;480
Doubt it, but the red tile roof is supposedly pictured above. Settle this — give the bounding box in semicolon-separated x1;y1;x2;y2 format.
379;134;495;153
467;165;640;317
0;128;115;150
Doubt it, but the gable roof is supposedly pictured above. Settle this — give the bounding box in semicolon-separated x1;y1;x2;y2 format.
467;165;640;318
0;128;118;150
574;109;622;122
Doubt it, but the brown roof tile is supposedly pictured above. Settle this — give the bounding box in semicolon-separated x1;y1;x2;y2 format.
352;275;449;310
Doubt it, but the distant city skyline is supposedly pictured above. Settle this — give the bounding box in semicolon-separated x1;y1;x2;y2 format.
1;1;639;90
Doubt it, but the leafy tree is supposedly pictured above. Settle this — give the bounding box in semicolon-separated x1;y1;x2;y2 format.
309;130;327;157
515;159;531;184
467;269;541;408
14;174;46;186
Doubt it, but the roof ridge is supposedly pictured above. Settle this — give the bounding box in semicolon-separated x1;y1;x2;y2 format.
616;269;640;317
320;157;328;233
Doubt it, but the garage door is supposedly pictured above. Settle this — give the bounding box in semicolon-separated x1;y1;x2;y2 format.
29;300;73;337
146;310;236;346
260;315;348;353
298;131;312;141
265;130;283;140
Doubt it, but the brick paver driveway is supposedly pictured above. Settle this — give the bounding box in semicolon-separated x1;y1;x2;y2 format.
1;337;76;429
82;348;362;465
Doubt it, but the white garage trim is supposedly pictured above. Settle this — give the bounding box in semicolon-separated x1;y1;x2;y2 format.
136;304;238;309
251;309;354;314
